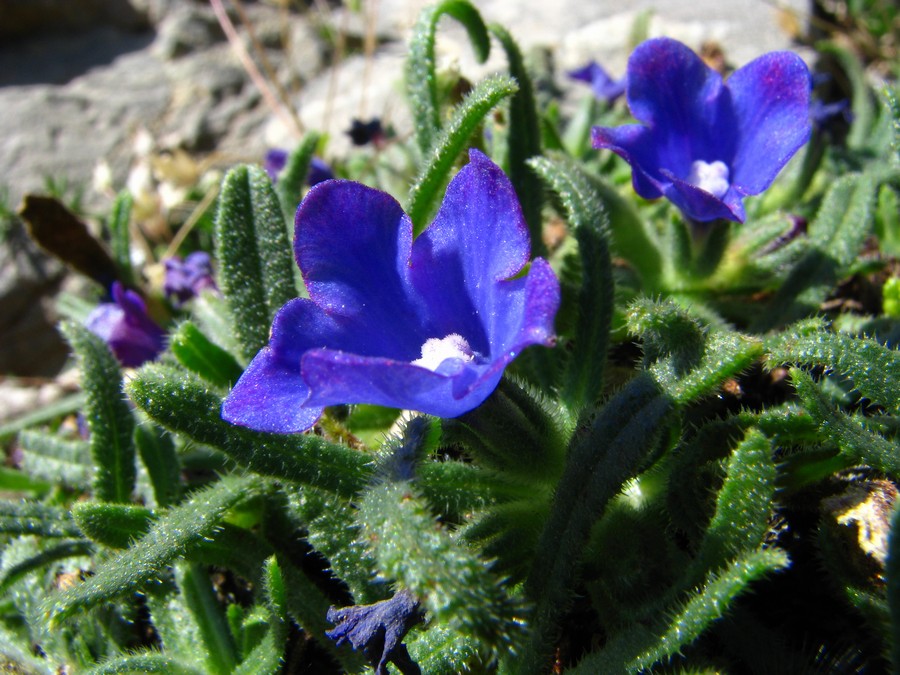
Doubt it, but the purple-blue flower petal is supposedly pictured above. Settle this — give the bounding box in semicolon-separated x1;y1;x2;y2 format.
592;37;810;223
85;282;166;368
568;61;626;103
409;149;531;352
727;52;811;195
295;180;425;359
222;150;560;433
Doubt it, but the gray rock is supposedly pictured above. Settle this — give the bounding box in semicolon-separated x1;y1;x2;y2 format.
0;0;150;39
0;221;67;377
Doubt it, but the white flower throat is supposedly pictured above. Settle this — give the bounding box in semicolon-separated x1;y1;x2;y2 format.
686;160;730;198
412;334;475;371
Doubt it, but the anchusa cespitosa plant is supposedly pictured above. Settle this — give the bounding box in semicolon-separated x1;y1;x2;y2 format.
2;1;900;672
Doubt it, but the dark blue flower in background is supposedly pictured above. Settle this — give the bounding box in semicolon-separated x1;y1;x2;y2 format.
222;149;560;433
85;282;165;368
810;98;852;129
347;118;386;147
326;589;423;675
263;148;288;182
264;150;334;186
591;37;811;223
307;156;335;186
163;251;216;304
568;60;626;104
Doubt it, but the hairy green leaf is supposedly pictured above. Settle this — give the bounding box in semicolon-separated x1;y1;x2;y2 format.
86;653;205;675
628;298;763;404
45;474;259;624
530;156;613;413
407;75;518;232
0;500;81;538
61;321;136;503
691;429;776;579
760;172;877;329
108;190;134;286
768;319;900;413
521;375;672;672
214;165;297;361
72;502;155;549
134;422;181;509
275;132;320;229
573;548;790;673
792;368;900;477
170;320;244;389
128;364;371;497
406;0;490;156
489;23;544;253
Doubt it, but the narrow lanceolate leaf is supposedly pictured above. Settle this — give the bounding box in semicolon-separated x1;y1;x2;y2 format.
45;474;258;625
85;653;205;675
0;501;81;538
177;562;238;675
128;364;371;497
690;429;776;580
170;320;243;389
278;556;367;673
760;172;877;329
0;540;94;594
275;132;320;228
768;319;900;413
108;190;134;286
792;368;900;477
530;157;613;413
406;0;490;156
407;76;518;233
17;429;91;490
628;299;763;405
134;423;181;508
230;624;284;675
490;23;544;254
61;321;136;503
72;502;155;549
521;375;672;673
214;165;297;361
572;548;790;674
358;421;524;658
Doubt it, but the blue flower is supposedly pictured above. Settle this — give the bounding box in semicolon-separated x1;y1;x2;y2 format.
264;150;334;186
326;589;423;675
84;282;166;368
263;149;288;182
591;37;811;223
222;149;560;433
307;156;335;186
568;60;626;104
347;118;386;147
163;251;216;304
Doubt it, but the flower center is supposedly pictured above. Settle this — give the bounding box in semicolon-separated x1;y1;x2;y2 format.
685;160;730;198
411;334;475;371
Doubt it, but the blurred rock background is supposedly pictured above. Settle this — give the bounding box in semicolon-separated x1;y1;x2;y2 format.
0;0;808;406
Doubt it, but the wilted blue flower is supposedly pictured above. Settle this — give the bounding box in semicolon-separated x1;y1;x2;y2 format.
326;589;423;675
163;251;216;304
84;282;165;368
591;37;811;223
222;149;560;433
568;60;626;103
